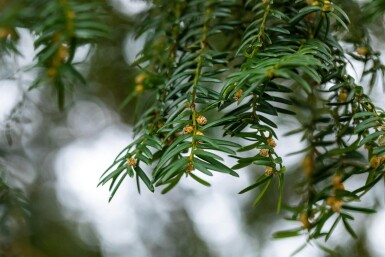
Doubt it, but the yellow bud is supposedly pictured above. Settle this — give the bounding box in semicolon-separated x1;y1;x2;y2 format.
0;27;10;39
135;84;144;92
331;175;341;187
326;196;342;212
127;157;137;167
196;115;207;125
338;89;347;102
233;89;243;101
259;149;269;157
186;162;193;173
322;0;332;10
58;45;69;61
265;166;273;176
195;131;204;143
135;73;147;84
323;4;334;12
333;201;342;212
183;125;194;134
332;175;345;191
302;155;314;176
47;67;57;78
300;213;310;229
195;131;204;136
356;47;369;56
370;155;383;169
266;69;274;78
267;138;277;148
334;183;345;191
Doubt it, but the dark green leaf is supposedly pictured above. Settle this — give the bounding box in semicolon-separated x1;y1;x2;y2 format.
253;178;272;206
194;149;224;161
341;205;376;214
190;173;211;187
136;166;154;192
239;174;272;194
342;218;357;238
360;131;385;145
273;227;304;239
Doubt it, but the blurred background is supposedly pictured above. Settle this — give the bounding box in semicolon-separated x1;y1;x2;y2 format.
1;0;385;256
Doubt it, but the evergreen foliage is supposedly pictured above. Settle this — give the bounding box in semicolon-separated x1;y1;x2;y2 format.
2;0;385;251
99;0;385;244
